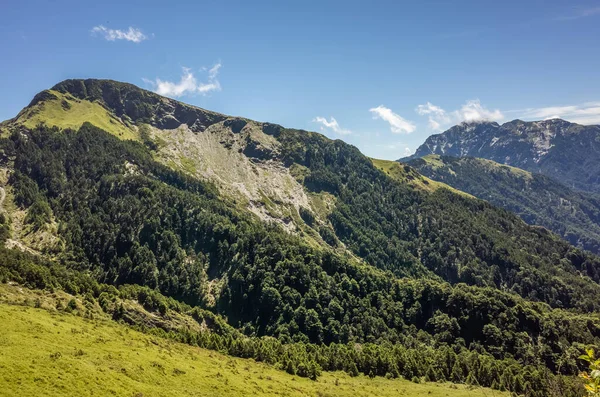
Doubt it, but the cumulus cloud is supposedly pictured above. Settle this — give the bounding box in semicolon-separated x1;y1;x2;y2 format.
458;100;504;123
91;25;147;43
514;102;600;125
144;63;222;98
313;116;352;135
415;99;504;131
369;105;416;134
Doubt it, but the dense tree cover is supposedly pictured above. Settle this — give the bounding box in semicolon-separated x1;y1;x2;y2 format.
0;242;585;396
408;156;600;254
3;123;600;395
277;129;600;312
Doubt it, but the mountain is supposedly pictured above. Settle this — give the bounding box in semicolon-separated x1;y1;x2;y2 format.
408;155;600;254
402;119;600;193
1;79;599;395
370;157;474;197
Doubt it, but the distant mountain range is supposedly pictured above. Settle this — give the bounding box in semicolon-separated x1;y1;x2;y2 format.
402;119;600;193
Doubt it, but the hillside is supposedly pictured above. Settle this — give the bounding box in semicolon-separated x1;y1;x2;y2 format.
1;293;502;397
370;158;473;197
407;155;600;254
401;119;600;193
1;79;599;395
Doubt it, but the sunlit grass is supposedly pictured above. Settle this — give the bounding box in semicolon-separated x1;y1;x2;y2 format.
371;157;473;197
12;90;139;140
0;303;504;397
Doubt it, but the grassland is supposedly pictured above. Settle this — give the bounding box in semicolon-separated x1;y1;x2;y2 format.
371;158;473;198
0;288;504;397
420;155;533;181
419;154;448;169
6;90;139;140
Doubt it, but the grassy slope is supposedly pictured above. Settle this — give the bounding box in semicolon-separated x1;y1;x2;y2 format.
421;154;533;180
6;90;138;140
0;296;503;397
371;158;473;198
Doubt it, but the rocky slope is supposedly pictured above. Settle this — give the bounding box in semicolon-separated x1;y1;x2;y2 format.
1;79;333;242
402;119;600;193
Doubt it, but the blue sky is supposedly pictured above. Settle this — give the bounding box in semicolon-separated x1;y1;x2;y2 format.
1;0;600;159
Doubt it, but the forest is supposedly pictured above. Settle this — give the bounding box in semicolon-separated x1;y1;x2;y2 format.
2;123;600;395
409;155;600;254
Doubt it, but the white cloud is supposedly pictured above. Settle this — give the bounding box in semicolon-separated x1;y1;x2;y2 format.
457;99;504;123
91;25;147;43
514;102;600;125
313;116;352;135
208;63;221;79
369;105;416;134
416;102;451;131
415;99;504;131
145;64;222;98
416;99;600;129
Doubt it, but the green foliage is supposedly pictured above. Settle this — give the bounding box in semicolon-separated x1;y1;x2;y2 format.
1;303;508;397
2;116;600;395
0;213;10;243
580;349;600;395
278;128;600;312
409;155;600;254
24;199;52;230
9;171;41;208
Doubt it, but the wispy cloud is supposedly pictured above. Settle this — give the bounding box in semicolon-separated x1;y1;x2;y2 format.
369;105;416;134
437;6;600;41
313;116;352;135
555;6;600;21
144;63;222;98
415;100;503;131
416;102;451;131
91;25;147;43
510;102;600;125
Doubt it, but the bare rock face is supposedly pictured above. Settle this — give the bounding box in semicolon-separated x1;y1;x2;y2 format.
223;118;247;134
19;79;324;241
404;119;600;193
243;135;278;162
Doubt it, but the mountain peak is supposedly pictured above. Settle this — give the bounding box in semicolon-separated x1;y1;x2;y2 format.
449;120;500;132
4;79;233;136
405;117;600;192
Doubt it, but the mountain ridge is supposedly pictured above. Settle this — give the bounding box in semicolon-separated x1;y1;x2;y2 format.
402;118;600;193
408;154;600;254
